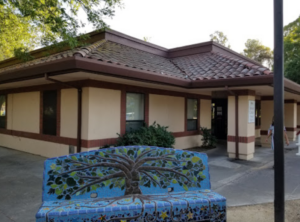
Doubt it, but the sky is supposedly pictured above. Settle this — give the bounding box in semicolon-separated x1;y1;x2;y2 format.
84;0;300;54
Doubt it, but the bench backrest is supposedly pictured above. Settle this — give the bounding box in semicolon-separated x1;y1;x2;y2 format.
42;146;211;201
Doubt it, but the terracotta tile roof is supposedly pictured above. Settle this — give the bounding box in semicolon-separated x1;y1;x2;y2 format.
78;40;186;79
171;52;271;80
0;39;272;81
0;40;107;74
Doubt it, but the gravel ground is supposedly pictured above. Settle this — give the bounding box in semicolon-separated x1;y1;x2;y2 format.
227;199;300;222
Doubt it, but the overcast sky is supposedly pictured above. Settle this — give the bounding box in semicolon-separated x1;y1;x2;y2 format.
86;0;300;54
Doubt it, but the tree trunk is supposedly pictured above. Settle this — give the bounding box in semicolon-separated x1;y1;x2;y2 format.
124;171;142;195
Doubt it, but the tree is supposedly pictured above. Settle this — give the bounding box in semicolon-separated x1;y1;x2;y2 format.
0;0;122;61
210;31;231;48
284;16;300;83
47;147;206;200
242;39;273;68
0;5;38;61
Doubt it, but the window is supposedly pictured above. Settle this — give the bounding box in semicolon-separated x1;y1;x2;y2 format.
43;91;57;135
0;95;6;129
187;98;198;131
126;93;144;132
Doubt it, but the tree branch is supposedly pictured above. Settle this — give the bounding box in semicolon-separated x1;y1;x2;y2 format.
140;170;161;188
134;156;182;169
89;155;131;170
103;152;135;166
59;162;132;179
134;149;154;162
71;171;125;195
138;166;191;182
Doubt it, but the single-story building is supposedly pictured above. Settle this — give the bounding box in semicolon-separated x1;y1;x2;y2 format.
0;29;300;160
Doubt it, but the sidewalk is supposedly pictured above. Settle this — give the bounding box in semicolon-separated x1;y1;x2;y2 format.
206;142;300;206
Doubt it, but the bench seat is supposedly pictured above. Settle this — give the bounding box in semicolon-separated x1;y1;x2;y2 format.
36;190;226;222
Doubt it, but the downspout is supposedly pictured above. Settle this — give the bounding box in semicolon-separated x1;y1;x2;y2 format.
225;86;239;159
45;74;82;153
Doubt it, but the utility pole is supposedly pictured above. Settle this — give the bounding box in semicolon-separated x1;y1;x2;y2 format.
273;0;285;221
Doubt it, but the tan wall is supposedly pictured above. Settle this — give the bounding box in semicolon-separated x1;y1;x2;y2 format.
84;87;121;140
174;135;202;149
255;129;261;138
149;94;184;132
260;100;273;147
7;92;40;133
60;89;78;138
238;95;255;137
0;134;69;158
200;99;211;128
284;103;297;141
227;96;236;136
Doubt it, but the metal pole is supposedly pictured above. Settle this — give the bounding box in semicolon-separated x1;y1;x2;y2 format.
273;0;285;221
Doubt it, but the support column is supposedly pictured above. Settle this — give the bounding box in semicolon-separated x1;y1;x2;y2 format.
260;98;273;147
227;90;256;160
284;100;297;141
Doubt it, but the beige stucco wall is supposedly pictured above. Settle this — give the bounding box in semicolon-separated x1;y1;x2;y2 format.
174;135;202;149
149;94;184;132
200;99;211;128
60;89;78;138
83;87;121;140
7;92;40;133
284;102;297;141
255;129;261;138
284;103;297;128
0;134;69;157
260;100;273;147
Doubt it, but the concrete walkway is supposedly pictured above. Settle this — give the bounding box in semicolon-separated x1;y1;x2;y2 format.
0;144;299;222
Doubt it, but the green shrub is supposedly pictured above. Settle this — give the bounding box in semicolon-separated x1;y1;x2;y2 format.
116;122;175;148
200;127;217;148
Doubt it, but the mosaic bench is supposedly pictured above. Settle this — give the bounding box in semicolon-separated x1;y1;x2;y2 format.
36;146;226;222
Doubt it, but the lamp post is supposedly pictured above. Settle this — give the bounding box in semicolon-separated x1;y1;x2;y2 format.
273;0;285;221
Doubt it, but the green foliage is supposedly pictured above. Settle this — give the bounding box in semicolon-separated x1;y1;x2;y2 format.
0;4;38;61
116;122;175;148
284;16;300;83
209;31;231;48
242;39;273;68
0;0;122;61
200;127;217;148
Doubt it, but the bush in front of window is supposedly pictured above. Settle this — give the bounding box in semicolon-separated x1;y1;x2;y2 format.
200;127;217;148
115;122;175;148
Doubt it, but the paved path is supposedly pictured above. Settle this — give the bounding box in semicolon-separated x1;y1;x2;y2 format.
0;144;299;221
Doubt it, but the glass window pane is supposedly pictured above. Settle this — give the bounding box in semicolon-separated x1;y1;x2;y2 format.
126;93;144;121
43;91;57;135
187;99;198;119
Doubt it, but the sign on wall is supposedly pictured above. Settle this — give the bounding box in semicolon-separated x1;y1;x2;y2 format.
248;100;255;123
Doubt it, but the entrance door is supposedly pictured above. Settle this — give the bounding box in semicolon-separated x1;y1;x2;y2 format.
211;99;228;140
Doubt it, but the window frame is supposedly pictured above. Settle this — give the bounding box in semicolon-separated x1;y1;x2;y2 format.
125;92;146;132
186;98;199;132
41;90;60;136
0;94;7;129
